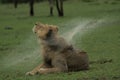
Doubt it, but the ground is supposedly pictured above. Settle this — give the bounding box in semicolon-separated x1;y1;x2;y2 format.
0;0;120;80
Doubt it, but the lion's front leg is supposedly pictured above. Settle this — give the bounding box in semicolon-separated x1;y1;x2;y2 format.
37;68;63;74
37;56;68;74
26;63;49;76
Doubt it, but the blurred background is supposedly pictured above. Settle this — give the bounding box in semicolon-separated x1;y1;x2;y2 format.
0;0;120;80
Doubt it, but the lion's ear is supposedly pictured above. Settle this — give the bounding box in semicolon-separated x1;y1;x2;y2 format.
49;25;59;33
35;22;41;25
35;22;44;28
53;26;58;32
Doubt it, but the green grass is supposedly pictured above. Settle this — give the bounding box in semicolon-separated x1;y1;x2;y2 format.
0;0;120;80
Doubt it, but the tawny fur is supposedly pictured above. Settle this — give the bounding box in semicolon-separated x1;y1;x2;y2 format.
26;22;89;75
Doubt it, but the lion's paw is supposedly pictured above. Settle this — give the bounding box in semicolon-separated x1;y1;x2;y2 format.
25;71;35;76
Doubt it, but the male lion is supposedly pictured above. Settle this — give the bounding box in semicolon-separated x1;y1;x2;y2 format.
26;22;89;75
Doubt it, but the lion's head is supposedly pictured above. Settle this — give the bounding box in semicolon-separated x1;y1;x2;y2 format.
33;22;58;40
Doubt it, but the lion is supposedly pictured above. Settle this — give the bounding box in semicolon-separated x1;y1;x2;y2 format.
26;22;89;75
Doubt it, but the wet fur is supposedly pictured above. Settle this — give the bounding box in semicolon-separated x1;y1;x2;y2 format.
26;22;89;75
